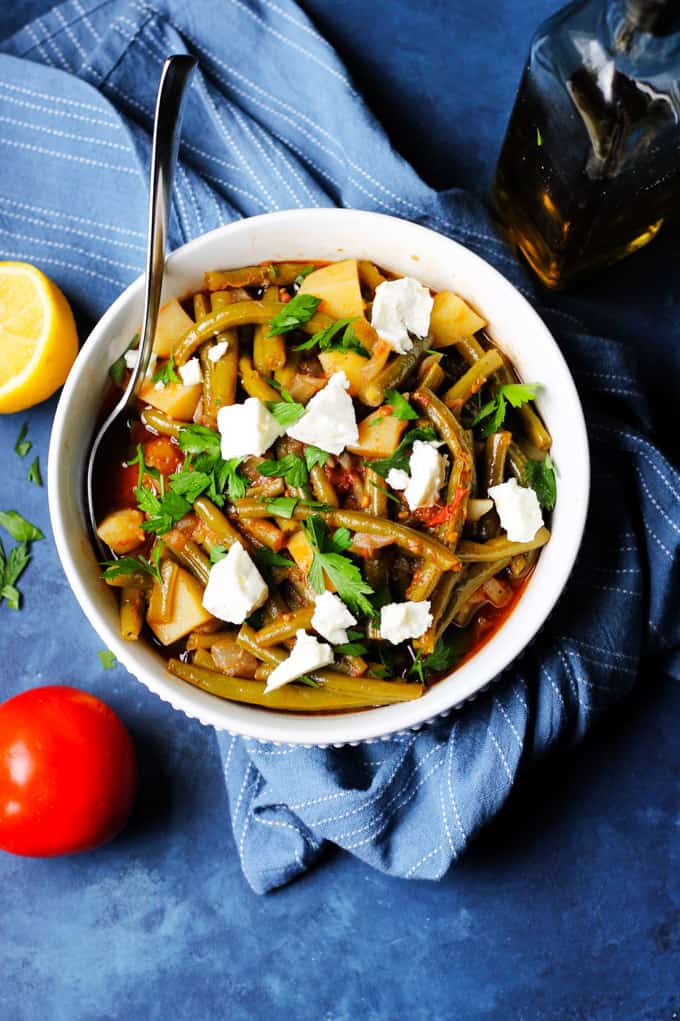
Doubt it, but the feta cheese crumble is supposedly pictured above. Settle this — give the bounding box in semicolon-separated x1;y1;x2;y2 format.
217;396;285;459
311;591;357;646
386;442;447;510
379;600;433;644
178;357;202;386
264;629;335;693
386;468;409;492
124;348;156;378
370;276;434;354
208;340;229;362
202;542;268;624
488;477;543;542
287;371;358;455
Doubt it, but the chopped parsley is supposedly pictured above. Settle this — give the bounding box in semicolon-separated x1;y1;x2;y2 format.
303;515;374;617
267;293;321;337
525;454;557;511
27;457;42;487
266;387;305;428
536;127;543;146
0;510;45;543
0;538;31;610
304;445;328;471
408;633;469;682
135;485;191;536
176;425;248;505
385;389;418;421
293;317;369;358
252;547;292;571
258;453;309;489
98;649;117;670
152;354;180;386
101;546;162;584
367;426;437;479
471;382;540;438
264;496;299;519
209;545;228;564
14;423;31;459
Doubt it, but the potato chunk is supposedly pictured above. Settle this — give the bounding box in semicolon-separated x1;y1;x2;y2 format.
147;566;214;646
139;379;202;421
96;509;146;554
429;291;487;347
348;408;408;458
298;259;364;320
153;298;195;357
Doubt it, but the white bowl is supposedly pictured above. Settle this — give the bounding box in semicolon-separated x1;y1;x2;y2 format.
48;209;589;746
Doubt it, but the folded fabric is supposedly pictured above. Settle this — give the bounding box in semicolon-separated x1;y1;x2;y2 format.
2;0;678;893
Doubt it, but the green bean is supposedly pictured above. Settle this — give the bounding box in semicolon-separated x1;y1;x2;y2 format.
413;569;461;653
417;353;445;392
361;335;429;407
193;292;211;320
443;349;504;409
158;559;179;624
406;560;442;601
163;536;211;585
454;335;485;364
205;263;310;292
509;547;539;579
253;286;286;374
187;630;231;650
255;607;315;647
236;623;283;664
412;386;473;545
174;301;332;365
479;430;511;540
238;516;286;551
140;407;181;438
239;353;281;402
120;586;144;641
507;441;529;483
485;431;511;490
168;659;373;710
194;496;248;550
192;648;215;670
447;559;513;626
309;464;339;507
104;571;152;590
366;467;387;516
457;527;551;561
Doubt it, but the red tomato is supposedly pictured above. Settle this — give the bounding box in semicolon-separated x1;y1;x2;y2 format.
0;686;137;857
143;436;183;475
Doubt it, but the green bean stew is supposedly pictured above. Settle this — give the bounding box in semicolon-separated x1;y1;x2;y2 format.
95;258;555;712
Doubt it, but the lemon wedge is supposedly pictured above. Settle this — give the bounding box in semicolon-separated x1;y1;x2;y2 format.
0;261;78;413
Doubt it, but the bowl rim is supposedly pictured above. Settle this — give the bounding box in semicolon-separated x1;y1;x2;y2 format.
48;208;589;746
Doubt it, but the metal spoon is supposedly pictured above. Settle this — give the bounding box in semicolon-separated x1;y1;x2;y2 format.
86;54;196;556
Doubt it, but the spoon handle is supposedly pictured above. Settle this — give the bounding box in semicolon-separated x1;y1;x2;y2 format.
129;54;197;394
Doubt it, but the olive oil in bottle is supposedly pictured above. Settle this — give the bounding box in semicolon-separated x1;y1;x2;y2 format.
493;0;680;289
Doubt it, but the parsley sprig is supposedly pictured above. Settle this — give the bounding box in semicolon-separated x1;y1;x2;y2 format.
101;545;162;584
177;425;249;505
385;390;418;421
408;632;469;683
266;386;305;429
303;515;374;617
14;423;31;459
294;318;369;357
267;293;321;337
0;538;31;610
258;453;309;489
152;354;180;386
472;382;540;438
304;445;328;471
525;455;557;511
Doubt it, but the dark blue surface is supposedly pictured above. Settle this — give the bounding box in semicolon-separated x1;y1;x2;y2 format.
1;2;679;1018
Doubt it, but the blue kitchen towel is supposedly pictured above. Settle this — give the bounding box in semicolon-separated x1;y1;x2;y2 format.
1;0;678;893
